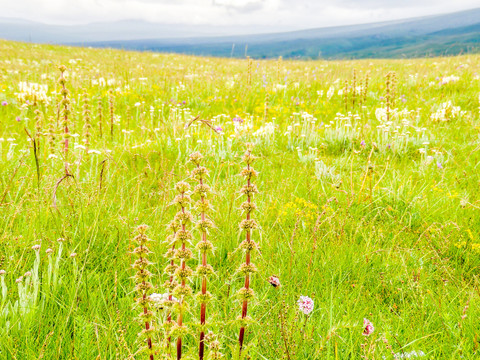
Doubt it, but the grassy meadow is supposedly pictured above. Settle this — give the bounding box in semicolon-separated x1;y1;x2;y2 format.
0;39;479;359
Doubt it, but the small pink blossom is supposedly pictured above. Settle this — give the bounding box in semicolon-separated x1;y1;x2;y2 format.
363;318;374;336
267;275;281;288
297;295;314;315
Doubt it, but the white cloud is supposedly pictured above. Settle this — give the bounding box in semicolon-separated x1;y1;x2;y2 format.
2;0;479;30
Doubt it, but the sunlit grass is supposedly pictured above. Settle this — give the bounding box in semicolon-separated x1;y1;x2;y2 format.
0;39;479;359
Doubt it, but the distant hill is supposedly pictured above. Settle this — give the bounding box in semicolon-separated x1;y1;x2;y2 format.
1;8;479;59
0;18;290;43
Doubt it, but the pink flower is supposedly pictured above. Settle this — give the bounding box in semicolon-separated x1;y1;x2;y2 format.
267;275;281;288
297;295;314;315
1;101;7;106
363;318;374;336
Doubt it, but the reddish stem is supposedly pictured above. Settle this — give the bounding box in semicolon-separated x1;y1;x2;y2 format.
239;160;252;351
140;246;154;360
177;198;187;360
167;237;176;346
199;174;208;360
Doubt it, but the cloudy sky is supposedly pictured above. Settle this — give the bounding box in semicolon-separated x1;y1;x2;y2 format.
3;0;479;30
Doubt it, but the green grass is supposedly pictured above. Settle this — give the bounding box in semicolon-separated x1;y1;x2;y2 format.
0;39;479;359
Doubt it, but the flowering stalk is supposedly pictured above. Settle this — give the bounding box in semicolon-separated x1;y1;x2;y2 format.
82;89;91;154
237;144;259;351
205;331;223;359
97;97;103;139
189;152;215;360
171;181;194;360
343;80;349;113
363;72;370;103
352;69;357;110
58;65;70;174
247;56;252;87
132;225;155;360
34;109;43;145
109;89;115;140
163;219;180;350
47;116;56;158
264;93;269;124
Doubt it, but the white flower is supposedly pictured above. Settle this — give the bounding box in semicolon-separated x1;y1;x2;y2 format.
150;293;178;309
297;295;314;315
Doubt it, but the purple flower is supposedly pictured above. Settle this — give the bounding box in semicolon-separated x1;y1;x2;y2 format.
16;116;21;122
1;101;7;106
215;126;223;133
437;162;443;169
360;140;366;147
363;318;374;336
233;117;244;124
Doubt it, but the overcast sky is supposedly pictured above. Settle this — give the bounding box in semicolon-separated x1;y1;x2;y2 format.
2;0;479;30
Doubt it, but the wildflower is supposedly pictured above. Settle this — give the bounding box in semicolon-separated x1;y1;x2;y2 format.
0;270;5;275
2;101;8;106
70;252;77;258
150;292;178;309
437;162;443;169
297;295;314;315
392;350;425;358
360;140;366;148
46;248;53;254
32;244;41;251
363;318;374;336
16;116;21;121
268;275;281;287
233;116;244;123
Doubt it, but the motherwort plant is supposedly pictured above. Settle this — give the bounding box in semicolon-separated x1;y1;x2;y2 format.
171;180;194;359
237;144;259;351
132;225;156;360
189;151;215;360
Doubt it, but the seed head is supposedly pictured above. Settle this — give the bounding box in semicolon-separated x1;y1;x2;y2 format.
240;184;258;197
194;183;211;196
239;219;258;231
175;181;190;194
189;151;204;165
174;210;194;225
237;287;255;301
191;166;209;179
